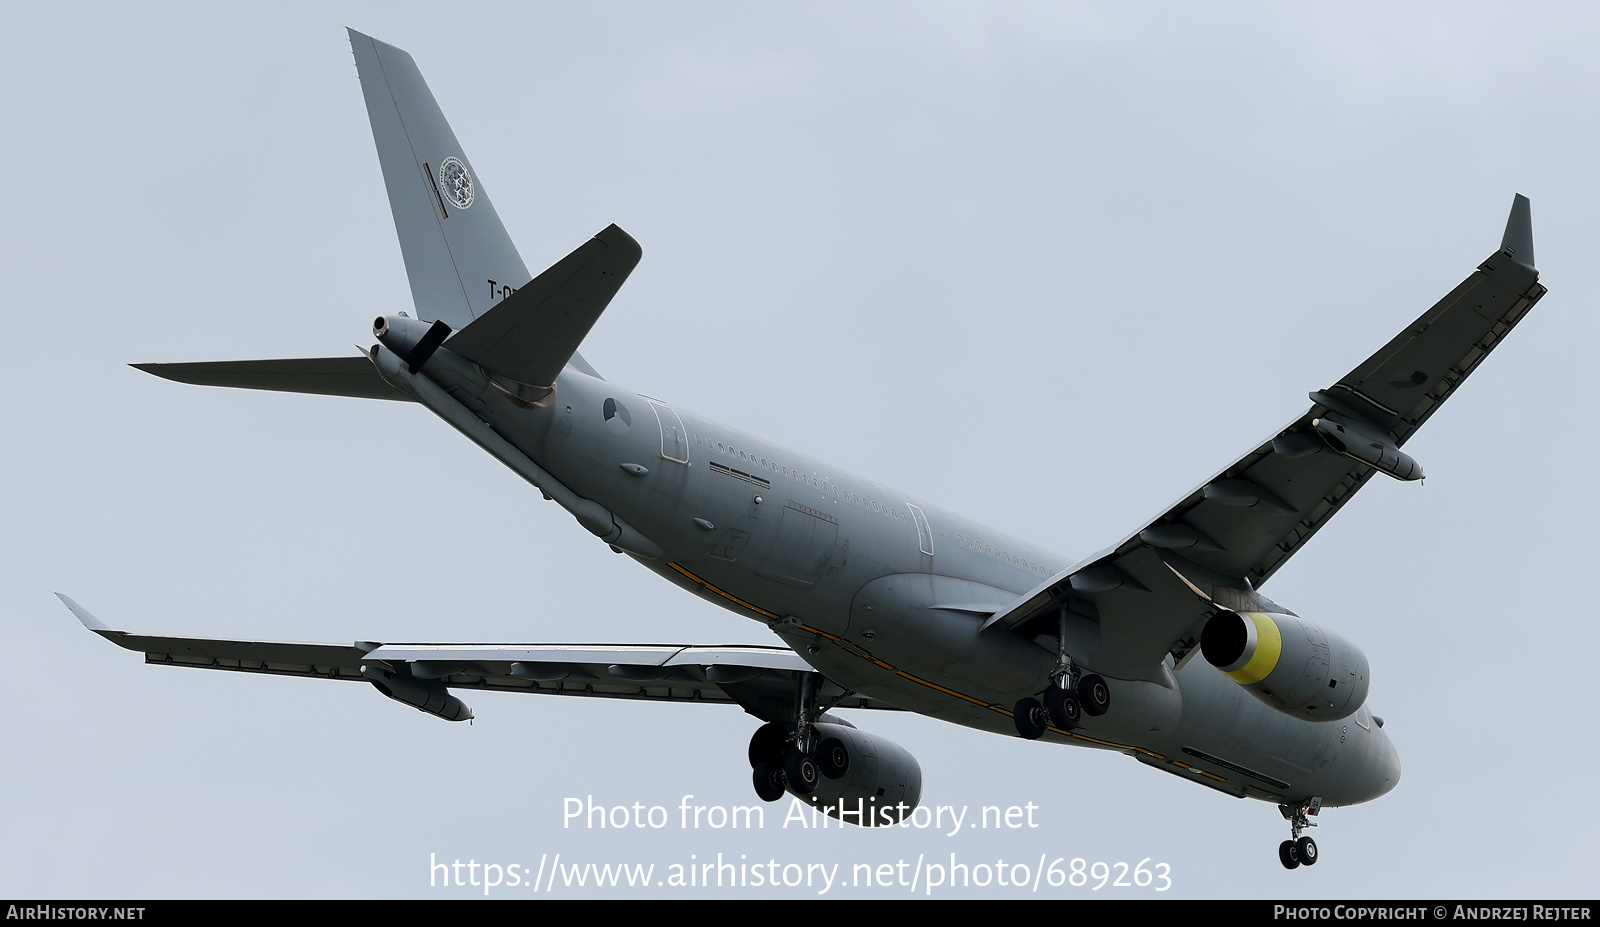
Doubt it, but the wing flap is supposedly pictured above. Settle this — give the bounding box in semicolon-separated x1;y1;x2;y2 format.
366;642;813;675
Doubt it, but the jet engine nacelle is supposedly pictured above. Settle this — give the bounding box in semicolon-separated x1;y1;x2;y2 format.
791;721;922;826
361;663;474;721
1199;611;1369;720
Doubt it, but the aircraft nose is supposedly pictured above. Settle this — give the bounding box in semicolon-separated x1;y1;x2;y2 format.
1365;722;1402;800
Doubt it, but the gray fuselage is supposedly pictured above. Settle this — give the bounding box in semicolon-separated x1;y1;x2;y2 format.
420;350;1401;809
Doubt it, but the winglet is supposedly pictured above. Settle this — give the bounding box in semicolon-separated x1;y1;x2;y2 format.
1500;193;1535;270
56;593;114;634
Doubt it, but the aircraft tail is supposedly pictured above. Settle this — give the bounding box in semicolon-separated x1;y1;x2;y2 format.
444;224;641;404
132;32;617;404
348;29;604;379
132;357;412;402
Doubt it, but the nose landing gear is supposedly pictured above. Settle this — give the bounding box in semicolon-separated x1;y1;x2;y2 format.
1277;798;1322;869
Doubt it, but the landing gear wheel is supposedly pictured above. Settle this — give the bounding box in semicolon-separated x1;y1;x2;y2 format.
1077;674;1111;716
784;750;820;794
748;721;787;769
1044;686;1081;730
1012;697;1048;740
752;760;785;802
817;737;850;779
1278;840;1300;869
1278;797;1322;872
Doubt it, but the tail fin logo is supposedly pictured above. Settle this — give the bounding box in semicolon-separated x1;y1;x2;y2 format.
438;157;475;209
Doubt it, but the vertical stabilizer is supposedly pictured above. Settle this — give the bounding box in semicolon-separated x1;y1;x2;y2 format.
349;30;527;331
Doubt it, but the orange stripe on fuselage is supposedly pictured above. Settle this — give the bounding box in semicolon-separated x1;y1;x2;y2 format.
666;562;1179;765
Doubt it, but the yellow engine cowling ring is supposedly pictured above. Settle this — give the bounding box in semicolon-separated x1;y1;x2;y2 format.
1199;610;1370;720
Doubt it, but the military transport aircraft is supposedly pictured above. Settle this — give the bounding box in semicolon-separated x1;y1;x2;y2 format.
58;30;1545;870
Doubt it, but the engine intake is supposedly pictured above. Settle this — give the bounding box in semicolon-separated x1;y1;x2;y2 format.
1200;611;1369;720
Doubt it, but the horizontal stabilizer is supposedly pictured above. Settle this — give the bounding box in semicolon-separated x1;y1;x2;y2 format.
133;357;413;402
445;224;641;392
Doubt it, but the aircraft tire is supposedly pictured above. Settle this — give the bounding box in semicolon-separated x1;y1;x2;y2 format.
748;721;787;769
1278;840;1300;869
1078;674;1112;716
817;737;850;779
1296;837;1318;866
1044;687;1081;730
784;750;820;794
1013;698;1048;739
753;761;786;802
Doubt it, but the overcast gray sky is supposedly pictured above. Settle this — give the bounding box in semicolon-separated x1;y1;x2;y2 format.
3;1;1596;899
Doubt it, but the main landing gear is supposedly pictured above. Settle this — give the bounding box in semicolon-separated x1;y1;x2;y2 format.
1012;609;1110;739
1277;798;1322;869
1012;673;1109;738
748;673;851;802
749;722;790;801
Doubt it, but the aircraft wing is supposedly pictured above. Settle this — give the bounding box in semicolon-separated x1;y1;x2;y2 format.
58;595;899;722
987;196;1546;682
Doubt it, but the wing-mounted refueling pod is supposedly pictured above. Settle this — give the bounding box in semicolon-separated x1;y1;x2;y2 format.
361;663;475;721
1308;409;1424;482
